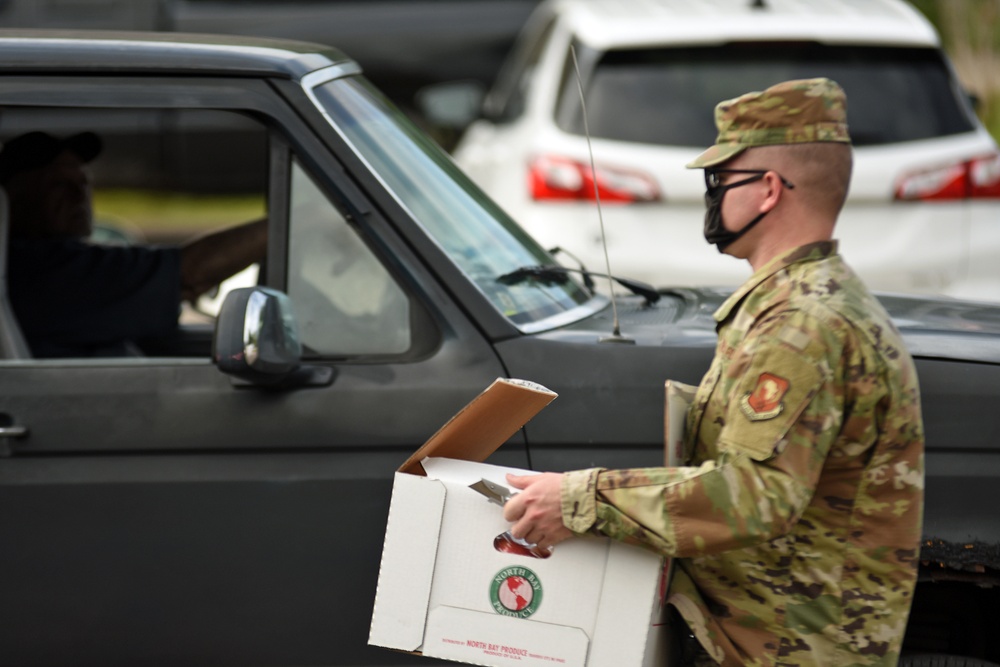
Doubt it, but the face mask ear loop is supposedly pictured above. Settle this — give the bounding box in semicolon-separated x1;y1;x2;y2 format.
716;210;767;252
707;171;791;252
725;171;794;246
704;179;768;252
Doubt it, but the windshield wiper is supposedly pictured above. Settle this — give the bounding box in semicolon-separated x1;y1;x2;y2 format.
497;265;660;305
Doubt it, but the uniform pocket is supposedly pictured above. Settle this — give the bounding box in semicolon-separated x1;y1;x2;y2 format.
718;341;825;462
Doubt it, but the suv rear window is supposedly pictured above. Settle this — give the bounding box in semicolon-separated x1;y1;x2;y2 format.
555;43;977;147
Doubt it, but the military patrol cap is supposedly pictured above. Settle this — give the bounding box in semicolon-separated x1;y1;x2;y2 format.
686;77;851;169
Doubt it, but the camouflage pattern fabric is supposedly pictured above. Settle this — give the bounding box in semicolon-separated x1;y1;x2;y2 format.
687;78;851;169
561;241;925;666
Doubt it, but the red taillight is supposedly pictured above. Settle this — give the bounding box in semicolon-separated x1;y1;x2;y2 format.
529;155;660;203
895;153;1000;200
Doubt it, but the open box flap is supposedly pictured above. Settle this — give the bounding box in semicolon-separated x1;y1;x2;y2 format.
369;472;447;651
589;541;666;666
398;378;557;476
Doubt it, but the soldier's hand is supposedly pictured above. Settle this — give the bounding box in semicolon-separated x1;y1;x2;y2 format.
503;473;573;550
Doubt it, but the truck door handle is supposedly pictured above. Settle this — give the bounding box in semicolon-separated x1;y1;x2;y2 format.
0;421;28;457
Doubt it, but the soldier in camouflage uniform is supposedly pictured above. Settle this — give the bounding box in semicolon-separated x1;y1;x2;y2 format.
503;78;925;666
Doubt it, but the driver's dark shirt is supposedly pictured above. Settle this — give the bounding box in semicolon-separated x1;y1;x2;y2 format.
8;238;181;357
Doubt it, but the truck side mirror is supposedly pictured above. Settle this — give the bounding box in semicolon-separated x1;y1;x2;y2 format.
213;287;334;388
416;80;485;130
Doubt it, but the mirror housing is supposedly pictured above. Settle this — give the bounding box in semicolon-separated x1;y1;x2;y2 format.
416;80;485;130
213;287;334;388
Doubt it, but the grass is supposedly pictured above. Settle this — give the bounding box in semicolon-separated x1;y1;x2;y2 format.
979;91;1000;141
92;189;266;242
910;0;1000;141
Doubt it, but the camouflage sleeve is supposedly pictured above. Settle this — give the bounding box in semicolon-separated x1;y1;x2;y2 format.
560;309;848;557
561;461;729;555
560;467;600;533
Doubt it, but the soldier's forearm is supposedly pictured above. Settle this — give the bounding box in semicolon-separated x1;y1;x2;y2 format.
568;456;810;558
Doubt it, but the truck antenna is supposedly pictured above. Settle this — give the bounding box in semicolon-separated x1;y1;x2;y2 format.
570;44;635;344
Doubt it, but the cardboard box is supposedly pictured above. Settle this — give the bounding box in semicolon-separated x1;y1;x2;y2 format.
369;378;672;667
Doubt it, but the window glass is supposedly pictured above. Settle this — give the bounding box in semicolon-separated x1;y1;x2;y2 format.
312;77;596;330
0;106;267;359
555;43;976;147
287;158;410;355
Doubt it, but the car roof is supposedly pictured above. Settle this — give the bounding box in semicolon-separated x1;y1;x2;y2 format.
544;0;939;50
0;30;355;80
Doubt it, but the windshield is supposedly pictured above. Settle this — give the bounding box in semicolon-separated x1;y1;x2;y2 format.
310;76;596;329
556;43;977;147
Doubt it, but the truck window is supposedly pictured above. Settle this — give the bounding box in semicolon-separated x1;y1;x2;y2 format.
286;158;410;356
0;106;268;359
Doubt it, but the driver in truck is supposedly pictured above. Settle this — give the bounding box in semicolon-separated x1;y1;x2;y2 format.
3;130;267;357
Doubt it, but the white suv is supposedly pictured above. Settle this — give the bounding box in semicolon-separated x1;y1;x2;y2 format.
452;0;1000;300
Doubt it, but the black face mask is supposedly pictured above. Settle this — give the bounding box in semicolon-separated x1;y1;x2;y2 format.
702;169;795;252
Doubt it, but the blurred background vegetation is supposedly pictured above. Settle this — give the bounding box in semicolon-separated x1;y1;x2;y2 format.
911;0;1000;140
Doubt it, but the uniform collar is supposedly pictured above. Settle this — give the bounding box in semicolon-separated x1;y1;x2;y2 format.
713;240;839;323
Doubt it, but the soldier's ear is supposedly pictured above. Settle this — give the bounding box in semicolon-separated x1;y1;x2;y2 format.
760;171;785;212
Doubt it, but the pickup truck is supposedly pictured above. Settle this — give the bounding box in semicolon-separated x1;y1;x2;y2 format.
0;31;997;667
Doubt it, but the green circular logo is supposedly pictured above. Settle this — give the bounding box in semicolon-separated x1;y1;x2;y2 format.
489;566;543;618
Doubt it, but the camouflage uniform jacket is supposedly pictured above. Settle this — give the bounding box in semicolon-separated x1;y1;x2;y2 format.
561;241;925;666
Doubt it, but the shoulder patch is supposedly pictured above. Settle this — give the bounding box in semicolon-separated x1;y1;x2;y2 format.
739;373;790;421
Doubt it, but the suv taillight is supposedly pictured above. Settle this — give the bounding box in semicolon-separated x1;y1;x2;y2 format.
895;153;1000;200
529;155;660;203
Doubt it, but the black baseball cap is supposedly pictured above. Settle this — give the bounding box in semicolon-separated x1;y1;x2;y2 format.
0;131;102;184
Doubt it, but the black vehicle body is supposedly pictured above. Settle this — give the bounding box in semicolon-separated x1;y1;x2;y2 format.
0;32;996;666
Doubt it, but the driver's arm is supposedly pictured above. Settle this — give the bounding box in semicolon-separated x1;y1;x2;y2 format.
178;218;268;302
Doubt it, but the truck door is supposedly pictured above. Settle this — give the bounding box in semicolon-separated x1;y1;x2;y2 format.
0;75;514;666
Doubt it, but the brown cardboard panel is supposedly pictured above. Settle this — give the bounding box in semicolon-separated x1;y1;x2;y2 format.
398;378;557;476
663;379;696;467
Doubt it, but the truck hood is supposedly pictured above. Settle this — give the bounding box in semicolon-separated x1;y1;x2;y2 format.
543;287;1000;365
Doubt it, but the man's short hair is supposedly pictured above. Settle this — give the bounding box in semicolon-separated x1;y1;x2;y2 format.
0;131;102;184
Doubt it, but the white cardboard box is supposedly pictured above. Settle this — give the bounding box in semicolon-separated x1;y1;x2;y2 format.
369;378;673;667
